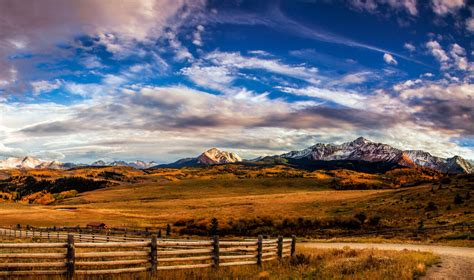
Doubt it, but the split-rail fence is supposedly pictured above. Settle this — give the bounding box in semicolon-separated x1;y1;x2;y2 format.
0;228;296;278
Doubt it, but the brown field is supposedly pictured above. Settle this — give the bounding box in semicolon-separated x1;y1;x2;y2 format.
0;246;438;280
0;165;471;243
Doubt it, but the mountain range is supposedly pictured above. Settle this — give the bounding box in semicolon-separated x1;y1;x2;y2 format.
0;137;472;174
280;137;473;174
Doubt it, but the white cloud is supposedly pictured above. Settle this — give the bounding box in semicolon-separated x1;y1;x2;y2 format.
248;50;272;56
166;31;194;62
387;0;418;16
393;79;422;91
205;51;319;84
349;0;418;16
180;65;235;91
467;17;474;32
0;143;24;157
399;82;474;101
383;53;398;65
431;0;465;16
404;42;416;52
278;86;368;109
450;44;468;71
30;80;62;95
339;72;372;85
192;24;205;46
426;40;450;68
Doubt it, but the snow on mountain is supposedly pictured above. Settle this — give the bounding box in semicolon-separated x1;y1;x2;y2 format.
197;148;242;165
90;160;157;169
0;156;66;169
282;137;473;174
156;148;242;168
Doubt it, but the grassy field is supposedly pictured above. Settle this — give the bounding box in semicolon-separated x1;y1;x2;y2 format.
0;246;438;280
0;165;472;244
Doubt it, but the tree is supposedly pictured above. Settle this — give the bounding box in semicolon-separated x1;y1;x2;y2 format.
166;224;171;237
368;216;381;227
157;229;162;238
466;192;471;200
354;212;367;224
425;201;438;211
417;219;424;230
454;193;464;205
209;217;219;236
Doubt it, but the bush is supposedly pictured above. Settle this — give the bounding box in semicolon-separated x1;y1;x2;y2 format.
208;217;219;236
454;193;464;205
368;216;382;226
425;201;438;211
354;212;367;224
290;253;311;266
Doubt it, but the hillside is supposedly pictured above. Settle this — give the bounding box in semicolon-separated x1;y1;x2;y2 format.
0;164;471;244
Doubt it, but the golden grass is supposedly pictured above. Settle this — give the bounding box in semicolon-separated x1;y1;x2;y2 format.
0;176;387;228
0;246;438;280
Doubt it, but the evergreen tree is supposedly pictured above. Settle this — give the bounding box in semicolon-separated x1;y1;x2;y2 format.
166;224;171;237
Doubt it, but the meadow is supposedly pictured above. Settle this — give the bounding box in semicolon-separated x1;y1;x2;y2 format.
0;165;472;245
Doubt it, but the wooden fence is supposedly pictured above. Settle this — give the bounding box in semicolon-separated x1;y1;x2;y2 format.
0;228;145;242
0;233;296;278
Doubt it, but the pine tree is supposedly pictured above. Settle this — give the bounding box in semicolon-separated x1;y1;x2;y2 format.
166;224;171;237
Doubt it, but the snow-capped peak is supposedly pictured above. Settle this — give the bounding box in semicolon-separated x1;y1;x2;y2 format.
197;148;242;165
0;156;65;170
281;137;473;174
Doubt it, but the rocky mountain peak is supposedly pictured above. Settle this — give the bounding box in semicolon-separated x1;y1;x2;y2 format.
351;137;372;145
281;137;473;174
197;148;242;165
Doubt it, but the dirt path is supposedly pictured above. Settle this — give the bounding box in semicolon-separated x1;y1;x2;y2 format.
302;242;474;280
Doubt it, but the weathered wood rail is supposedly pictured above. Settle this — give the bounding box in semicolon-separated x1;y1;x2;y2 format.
0;233;296;278
0;228;145;242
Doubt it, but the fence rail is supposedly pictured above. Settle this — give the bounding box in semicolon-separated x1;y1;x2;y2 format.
0;228;145;242
0;233;296;278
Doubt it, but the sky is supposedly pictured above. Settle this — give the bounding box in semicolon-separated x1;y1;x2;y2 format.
0;0;473;163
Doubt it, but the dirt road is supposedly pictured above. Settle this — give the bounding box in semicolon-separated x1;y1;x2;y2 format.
302;242;474;280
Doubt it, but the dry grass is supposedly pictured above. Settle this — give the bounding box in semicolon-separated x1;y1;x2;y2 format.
0;166;471;243
1;246;438;280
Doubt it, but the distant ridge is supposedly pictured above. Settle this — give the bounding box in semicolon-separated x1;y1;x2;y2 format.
1;138;472;174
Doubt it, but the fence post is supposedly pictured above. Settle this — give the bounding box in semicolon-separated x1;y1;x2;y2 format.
150;235;157;276
291;235;296;257
66;234;75;280
212;235;220;268
277;236;283;259
257;235;263;267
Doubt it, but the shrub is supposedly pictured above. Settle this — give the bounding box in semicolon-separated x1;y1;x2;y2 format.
454;193;464;205
354;212;367;224
290;253;311;266
425;201;438;211
209;217;219;236
368;216;382;226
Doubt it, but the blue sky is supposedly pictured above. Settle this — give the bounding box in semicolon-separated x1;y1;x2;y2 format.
0;0;473;163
